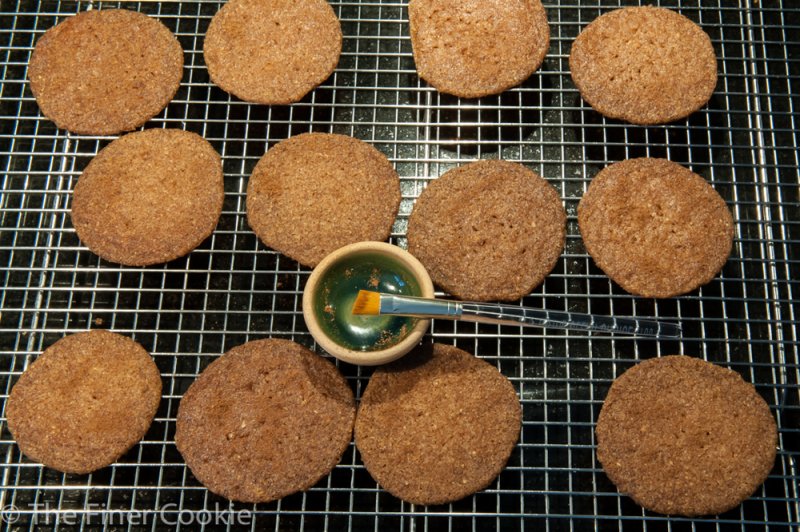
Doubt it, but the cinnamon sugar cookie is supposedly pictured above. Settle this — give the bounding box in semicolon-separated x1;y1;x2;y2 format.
71;129;224;266
355;343;521;505
597;355;777;516
570;6;717;124
246;133;400;267
7;330;161;474
29;9;183;135
408;160;565;301
204;0;341;104
578;158;733;298
409;0;550;98
176;339;355;502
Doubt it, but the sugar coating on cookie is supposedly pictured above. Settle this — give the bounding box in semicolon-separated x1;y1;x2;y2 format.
355;343;521;505
409;0;550;98
175;339;355;503
204;0;342;104
577;158;733;298
408;159;566;302
246;132;401;267
596;355;777;516
71;129;224;266
6;330;162;474
569;6;717;124
28;9;183;135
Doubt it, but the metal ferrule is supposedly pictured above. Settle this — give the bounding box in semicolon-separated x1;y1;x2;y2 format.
379;294;462;319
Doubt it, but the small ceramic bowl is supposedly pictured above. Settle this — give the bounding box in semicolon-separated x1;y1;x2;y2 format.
302;241;434;365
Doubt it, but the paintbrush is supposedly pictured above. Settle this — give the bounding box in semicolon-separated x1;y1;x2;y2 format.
352;290;681;338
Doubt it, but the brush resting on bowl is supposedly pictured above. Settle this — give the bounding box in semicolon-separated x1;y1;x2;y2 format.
311;253;421;351
302;242;435;366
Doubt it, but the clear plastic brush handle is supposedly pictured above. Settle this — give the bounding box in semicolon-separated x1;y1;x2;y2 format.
459;303;681;338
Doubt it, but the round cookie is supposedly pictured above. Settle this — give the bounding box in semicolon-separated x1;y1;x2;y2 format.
409;0;550;98
175;339;355;503
28;9;183;135
6;330;162;474
596;355;777;516
407;160;565;302
204;0;341;104
246;133;401;267
71;129;224;266
569;6;717;124
355;343;521;505
577;158;734;298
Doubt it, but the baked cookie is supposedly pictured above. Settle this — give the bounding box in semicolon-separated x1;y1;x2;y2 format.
577;158;733;298
409;0;550;98
247;133;400;267
175;339;355;503
596;355;777;516
6;330;161;474
71;129;224;266
355;343;521;505
204;0;341;104
28;9;183;135
407;160;565;301
569;6;717;124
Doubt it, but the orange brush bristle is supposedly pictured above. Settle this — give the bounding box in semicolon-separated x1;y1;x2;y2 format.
351;290;381;315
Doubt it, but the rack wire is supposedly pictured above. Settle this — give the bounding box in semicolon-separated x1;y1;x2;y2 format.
0;0;798;529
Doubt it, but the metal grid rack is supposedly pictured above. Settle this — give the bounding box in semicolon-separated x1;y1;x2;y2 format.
0;0;798;529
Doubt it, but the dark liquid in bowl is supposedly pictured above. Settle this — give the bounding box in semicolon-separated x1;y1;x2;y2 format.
312;252;422;352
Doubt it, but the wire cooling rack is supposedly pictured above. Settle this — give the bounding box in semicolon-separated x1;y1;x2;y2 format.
0;0;798;529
